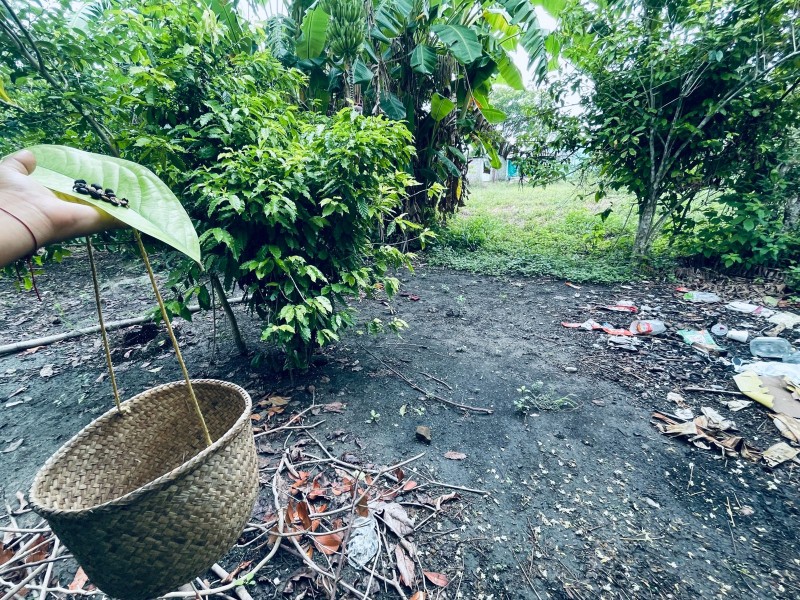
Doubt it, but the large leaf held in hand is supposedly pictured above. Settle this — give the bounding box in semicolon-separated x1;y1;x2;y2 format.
27;145;201;263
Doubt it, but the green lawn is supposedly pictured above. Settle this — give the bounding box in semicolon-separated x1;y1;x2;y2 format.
428;181;673;283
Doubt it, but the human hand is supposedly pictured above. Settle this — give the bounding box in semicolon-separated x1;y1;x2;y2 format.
0;149;123;266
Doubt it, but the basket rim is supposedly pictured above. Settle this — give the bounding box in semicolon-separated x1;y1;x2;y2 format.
29;378;252;517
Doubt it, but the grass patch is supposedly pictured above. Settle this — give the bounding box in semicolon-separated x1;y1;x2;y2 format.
428;181;675;283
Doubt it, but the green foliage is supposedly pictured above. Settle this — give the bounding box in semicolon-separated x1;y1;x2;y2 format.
429;182;675;283
490;86;582;185
0;0;425;369
278;0;549;223
557;0;800;257
515;382;577;417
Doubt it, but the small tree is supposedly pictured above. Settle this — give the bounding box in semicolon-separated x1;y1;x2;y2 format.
556;0;800;257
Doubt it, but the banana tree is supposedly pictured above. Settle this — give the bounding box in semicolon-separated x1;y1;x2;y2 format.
281;0;550;223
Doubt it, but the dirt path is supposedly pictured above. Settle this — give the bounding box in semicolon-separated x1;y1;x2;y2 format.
1;250;798;599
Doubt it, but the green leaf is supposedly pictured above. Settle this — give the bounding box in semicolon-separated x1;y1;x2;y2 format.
410;44;438;75
532;0;566;17
27;145;200;263
352;59;373;84
379;92;407;121
432;24;482;65
296;7;330;60
483;10;520;51
496;53;524;90
0;78;16;106
430;93;455;122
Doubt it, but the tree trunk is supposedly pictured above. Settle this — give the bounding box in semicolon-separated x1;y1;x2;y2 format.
210;274;248;356
632;191;659;258
784;193;800;231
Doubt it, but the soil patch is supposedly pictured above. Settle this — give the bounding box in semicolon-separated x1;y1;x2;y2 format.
1;250;798;599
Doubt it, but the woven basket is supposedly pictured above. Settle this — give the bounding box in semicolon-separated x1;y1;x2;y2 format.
30;379;258;600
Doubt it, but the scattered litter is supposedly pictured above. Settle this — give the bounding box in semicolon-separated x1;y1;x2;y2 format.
733;362;800;387
773;413;800;444
683;291;720;303
651;412;758;460
726;329;749;343
710;323;729;336
749;336;795;359
345;515;379;568
564;366;578;373
630;320;666;335
565;282;581;290
607;336;640;351
767;311;800;329
601;301;638;313
677;329;724;353
562;319;602;330
720;399;753;412
762;442;800;468
1;439;23;453
674;408;695;420
732;371;800;418
667;392;688;407
700;406;736;431
725;301;775;318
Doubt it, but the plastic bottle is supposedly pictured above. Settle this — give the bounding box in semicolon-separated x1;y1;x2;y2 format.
749;337;795;359
629;320;666;335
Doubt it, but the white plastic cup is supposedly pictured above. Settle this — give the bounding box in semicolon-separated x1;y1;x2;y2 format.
726;329;749;343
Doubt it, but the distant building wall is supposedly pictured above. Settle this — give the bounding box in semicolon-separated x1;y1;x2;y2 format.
466;157;509;183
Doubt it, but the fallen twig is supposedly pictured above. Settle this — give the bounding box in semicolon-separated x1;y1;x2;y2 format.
683;386;746;396
0;297;244;357
419;372;452;391
360;346;493;414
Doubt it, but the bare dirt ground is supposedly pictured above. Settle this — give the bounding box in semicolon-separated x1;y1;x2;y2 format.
1;249;798;599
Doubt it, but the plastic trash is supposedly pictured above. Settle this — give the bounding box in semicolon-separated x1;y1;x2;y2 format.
733;361;800;386
726;329;749;343
710;323;729;336
601;301;638;313
750;337;795;359
629;320;666;335
677;329;723;350
683;291;721;303
767;311;800;329
724;301;775;318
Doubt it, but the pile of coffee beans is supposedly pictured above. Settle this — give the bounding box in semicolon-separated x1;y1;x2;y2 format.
72;179;129;207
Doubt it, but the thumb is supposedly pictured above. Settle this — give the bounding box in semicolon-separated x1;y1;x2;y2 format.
0;150;37;176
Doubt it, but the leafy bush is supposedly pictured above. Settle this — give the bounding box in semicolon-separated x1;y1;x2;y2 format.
1;0;426;368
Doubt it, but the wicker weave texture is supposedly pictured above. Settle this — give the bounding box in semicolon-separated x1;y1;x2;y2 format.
30;380;258;600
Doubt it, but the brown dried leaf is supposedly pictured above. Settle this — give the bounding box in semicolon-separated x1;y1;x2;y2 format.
267;395;290;406
376;502;414;538
0;546;14;567
410;592;427;600
323;402;347;413
434;492;458;511
356;493;370;518
443;451;467;461
402;479;418;492
296;501;313;530
423;571;449;587
69;567;89;591
313;532;343;555
395;545;416;587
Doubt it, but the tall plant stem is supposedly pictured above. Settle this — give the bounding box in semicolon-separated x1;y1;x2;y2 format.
135;231;212;447
210;274;247;355
86;237;122;413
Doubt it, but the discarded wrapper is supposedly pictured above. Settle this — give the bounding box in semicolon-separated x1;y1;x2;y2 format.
732;371;800;418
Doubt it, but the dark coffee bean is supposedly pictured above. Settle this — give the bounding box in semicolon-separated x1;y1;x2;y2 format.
75;187;90;195
105;188;115;194
88;189;102;199
91;183;103;189
74;179;86;184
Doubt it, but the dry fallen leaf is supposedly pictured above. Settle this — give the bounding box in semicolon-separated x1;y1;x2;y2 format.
395;545;416;587
296;501;313;530
20;345;44;355
313;532;343;555
221;560;252;584
69;567;89;591
434;492;458;511
423;571;449;587
39;364;54;378
409;592;427;600
375;502;414;538
323;402;346;413
402;479;418;492
444;451;467;461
